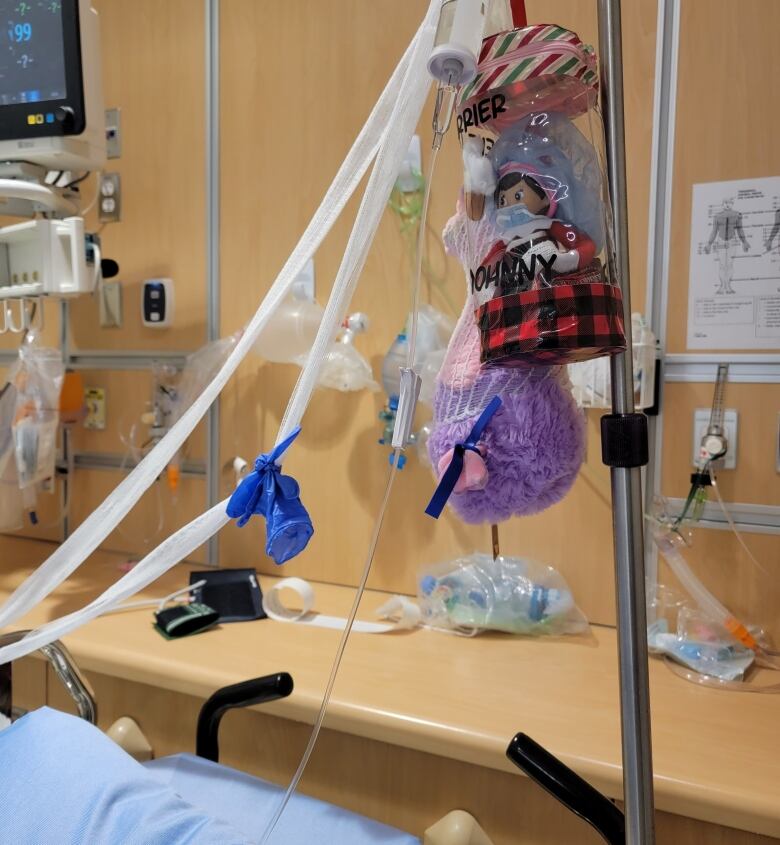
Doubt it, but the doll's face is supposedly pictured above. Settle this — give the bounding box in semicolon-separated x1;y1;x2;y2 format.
497;176;549;215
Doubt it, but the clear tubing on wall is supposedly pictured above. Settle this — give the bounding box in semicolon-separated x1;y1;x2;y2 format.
258;455;401;843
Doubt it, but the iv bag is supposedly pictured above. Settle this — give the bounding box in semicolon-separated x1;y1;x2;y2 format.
454;24;626;366
172;333;241;425
315;337;379;392
0;385;23;531
0;382;16;478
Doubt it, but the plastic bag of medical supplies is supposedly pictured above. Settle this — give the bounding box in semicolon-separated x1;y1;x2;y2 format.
7;343;64;489
647;582;755;682
418;553;587;636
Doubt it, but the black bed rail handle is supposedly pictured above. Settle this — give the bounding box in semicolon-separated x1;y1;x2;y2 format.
196;672;294;762
506;732;626;845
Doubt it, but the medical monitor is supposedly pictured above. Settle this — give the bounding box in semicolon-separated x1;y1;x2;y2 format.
0;0;105;170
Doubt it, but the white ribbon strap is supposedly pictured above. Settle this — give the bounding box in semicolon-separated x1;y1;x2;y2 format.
262;577;420;634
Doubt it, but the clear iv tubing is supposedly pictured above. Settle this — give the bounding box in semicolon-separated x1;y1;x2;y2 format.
654;528;757;651
708;467;769;577
259;112;443;845
408;145;440;367
102;579;206;615
258;456;401;843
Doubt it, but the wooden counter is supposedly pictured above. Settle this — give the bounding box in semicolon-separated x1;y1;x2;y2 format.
1;536;778;842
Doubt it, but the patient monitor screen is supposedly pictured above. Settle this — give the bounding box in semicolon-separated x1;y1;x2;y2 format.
0;1;67;106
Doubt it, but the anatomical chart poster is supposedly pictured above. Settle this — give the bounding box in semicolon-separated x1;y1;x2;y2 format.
687;176;780;350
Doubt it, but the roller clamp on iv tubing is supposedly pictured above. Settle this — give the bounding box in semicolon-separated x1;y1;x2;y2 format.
391;368;422;449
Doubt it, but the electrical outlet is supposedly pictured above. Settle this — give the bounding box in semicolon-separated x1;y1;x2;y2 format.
692;408;738;470
105;107;121;159
84;387;106;430
99;280;122;327
98;172;121;223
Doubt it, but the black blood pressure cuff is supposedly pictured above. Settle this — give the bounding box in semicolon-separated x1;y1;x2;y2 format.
189;568;266;623
154;603;220;639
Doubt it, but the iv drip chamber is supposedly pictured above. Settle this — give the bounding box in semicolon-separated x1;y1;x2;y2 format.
427;0;488;86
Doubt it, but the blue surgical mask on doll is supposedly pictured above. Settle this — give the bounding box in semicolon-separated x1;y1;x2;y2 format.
495;204;540;231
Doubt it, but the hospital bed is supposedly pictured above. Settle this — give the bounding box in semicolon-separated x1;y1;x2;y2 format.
0;632;496;845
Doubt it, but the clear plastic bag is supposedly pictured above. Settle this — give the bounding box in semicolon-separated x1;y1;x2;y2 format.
316;335;379;392
455;24;626;366
8;344;64;489
251;295;324;365
418;552;588;636
647;584;755;682
298;313;379;393
0;381;16;479
173;333;242;422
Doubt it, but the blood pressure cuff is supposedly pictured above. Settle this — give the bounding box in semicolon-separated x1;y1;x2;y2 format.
189;569;266;623
154;603;219;639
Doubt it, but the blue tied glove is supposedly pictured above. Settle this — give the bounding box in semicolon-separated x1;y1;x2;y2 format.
425;396;502;519
226;426;313;565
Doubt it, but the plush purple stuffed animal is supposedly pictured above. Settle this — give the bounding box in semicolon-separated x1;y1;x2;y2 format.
426;204;585;524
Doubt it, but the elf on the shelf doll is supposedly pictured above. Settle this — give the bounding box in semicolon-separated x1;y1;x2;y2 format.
482;160;597;293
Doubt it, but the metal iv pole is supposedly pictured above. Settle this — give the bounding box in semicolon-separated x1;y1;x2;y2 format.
597;1;656;842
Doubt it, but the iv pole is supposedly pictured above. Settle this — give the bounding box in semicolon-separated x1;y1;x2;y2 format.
597;1;656;842
429;2;654;839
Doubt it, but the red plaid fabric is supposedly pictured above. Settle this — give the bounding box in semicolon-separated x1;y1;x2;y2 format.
476;281;627;365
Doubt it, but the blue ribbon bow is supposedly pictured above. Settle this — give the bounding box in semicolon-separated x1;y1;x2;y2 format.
226;426;314;565
425;396;502;519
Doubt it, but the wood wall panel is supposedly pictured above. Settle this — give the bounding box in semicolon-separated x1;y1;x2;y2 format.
666;0;780;354
68;368;207;460
217;0;657;627
67;468;207;564
67;0;207;353
11;656;47;714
